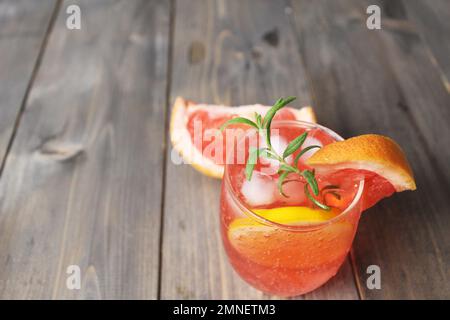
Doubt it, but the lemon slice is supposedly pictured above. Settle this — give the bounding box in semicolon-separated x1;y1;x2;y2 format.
227;206;354;269
230;206;340;229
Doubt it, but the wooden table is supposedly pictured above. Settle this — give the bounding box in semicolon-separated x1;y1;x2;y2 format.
0;0;449;299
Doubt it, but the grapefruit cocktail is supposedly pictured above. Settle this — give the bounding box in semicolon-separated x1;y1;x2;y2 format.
220;121;364;296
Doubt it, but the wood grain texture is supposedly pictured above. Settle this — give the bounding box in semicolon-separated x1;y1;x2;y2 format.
0;0;56;165
402;0;450;91
160;0;359;300
378;0;450;186
289;0;450;299
0;0;170;299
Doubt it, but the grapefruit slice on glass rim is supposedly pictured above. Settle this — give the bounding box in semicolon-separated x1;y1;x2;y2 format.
306;134;416;211
170;97;317;179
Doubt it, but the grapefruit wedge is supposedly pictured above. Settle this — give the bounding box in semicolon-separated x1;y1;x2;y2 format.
307;134;416;210
170;97;316;178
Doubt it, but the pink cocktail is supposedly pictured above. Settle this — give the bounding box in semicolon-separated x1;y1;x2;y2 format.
220;121;364;296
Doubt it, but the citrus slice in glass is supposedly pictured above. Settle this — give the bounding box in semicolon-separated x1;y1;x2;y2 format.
228;206;354;269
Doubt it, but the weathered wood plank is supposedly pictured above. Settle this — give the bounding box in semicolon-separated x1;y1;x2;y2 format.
289;0;450;299
402;0;450;91
0;0;57;166
0;0;170;299
161;0;359;299
378;0;450;187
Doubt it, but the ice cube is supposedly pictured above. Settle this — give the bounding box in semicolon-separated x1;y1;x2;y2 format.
241;171;277;207
274;176;307;206
271;135;287;155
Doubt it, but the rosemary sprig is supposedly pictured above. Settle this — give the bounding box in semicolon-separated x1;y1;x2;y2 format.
293;145;321;166
220;97;332;210
262;96;296;149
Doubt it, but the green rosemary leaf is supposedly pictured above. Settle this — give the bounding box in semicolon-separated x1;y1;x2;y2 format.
277;171;290;197
305;184;330;211
255;113;263;128
245;147;262;181
283;132;307;159
219;117;259;132
282;96;297;105
263;97;296;148
263;96;296;129
302;170;319;196
258;148;276;160
281;178;301;185
279;164;297;174
293;145;321;166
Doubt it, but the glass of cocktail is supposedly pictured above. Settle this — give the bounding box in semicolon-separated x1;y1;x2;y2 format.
220;120;365;296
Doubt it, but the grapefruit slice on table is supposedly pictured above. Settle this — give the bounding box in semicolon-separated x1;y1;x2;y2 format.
306;134;416;211
170;97;317;179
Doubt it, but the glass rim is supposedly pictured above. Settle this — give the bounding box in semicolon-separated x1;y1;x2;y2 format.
223;120;365;232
